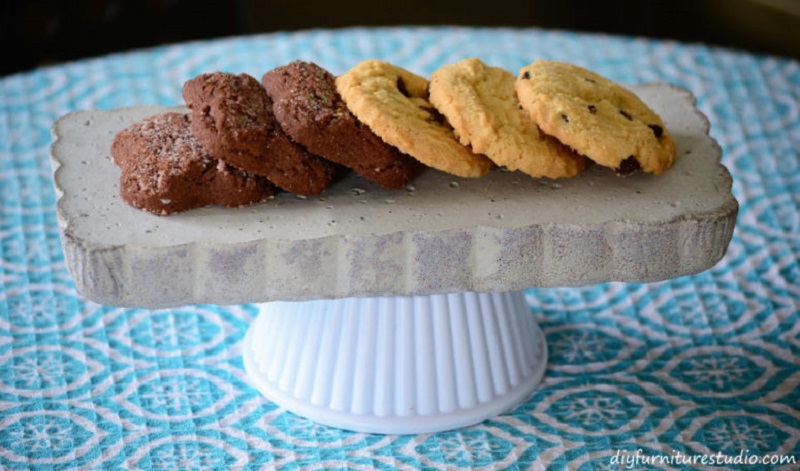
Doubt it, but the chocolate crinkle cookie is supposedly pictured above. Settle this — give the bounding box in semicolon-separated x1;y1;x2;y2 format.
111;112;277;215
182;71;338;195
262;61;417;189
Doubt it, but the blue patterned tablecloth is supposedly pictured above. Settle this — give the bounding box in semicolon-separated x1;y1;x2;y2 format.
1;27;799;470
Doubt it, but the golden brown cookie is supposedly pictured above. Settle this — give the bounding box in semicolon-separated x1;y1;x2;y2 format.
335;60;493;178
515;60;676;175
429;58;585;179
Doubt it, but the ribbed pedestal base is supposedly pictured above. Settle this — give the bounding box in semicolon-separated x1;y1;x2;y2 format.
243;291;546;434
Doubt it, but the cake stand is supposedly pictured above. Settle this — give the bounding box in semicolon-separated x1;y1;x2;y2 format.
50;84;738;434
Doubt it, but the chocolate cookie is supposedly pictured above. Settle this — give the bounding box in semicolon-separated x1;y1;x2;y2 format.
111;112;277;215
429;58;586;179
182;72;337;195
335;60;493;178
262;61;417;189
515;60;676;176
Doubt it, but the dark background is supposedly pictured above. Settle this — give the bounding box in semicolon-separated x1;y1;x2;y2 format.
2;0;799;76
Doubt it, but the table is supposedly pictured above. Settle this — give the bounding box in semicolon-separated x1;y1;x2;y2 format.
1;26;798;470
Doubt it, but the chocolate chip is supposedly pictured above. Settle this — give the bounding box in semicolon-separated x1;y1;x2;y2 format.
397;77;410;97
587;104;597;114
561;114;570;123
648;124;664;138
619;109;633;121
615;156;640;176
521;71;530;80
420;106;447;126
584;77;597;84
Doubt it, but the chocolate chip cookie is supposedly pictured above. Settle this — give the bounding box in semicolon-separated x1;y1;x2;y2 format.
335;60;493;178
515;60;676;175
429;58;586;179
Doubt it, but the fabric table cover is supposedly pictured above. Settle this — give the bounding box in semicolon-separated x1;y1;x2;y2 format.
1;27;798;470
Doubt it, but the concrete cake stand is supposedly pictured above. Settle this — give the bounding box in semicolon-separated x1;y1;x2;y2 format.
50;84;737;434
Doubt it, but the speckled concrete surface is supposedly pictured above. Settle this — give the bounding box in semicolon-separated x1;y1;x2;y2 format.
51;84;737;308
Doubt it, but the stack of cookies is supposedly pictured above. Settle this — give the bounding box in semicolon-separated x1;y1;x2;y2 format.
111;59;676;215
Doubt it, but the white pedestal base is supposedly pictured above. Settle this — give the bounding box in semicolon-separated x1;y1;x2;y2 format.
243;291;547;434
